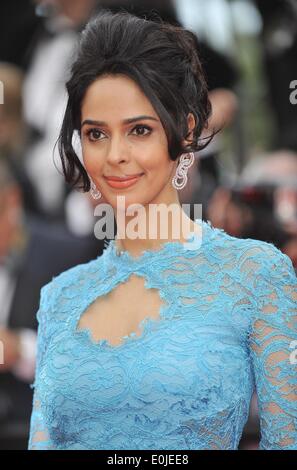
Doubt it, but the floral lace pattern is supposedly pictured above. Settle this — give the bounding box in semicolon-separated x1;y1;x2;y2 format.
28;219;297;450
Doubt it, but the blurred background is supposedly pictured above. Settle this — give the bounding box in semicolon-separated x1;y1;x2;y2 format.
0;0;296;450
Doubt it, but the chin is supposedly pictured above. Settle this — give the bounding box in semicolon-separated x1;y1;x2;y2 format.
106;193;150;213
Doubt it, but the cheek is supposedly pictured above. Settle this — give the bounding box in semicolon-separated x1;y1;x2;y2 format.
140;144;172;174
81;144;103;175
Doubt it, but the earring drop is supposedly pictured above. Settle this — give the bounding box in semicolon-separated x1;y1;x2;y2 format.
89;178;102;200
172;152;195;190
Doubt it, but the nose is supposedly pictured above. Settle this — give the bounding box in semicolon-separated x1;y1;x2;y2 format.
106;134;130;165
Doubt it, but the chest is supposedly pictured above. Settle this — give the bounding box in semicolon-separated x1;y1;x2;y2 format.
43;268;255;426
76;274;166;347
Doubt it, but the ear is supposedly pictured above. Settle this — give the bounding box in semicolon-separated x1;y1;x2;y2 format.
182;113;196;147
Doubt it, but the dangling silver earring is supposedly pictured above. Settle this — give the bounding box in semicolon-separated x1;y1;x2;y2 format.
89;178;102;200
172;152;195;190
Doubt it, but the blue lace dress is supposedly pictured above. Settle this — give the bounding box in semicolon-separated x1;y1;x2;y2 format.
28;219;297;450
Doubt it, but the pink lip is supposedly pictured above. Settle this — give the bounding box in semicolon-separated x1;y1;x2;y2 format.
105;174;143;189
104;173;144;181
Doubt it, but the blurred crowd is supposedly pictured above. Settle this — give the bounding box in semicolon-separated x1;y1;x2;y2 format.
0;0;296;450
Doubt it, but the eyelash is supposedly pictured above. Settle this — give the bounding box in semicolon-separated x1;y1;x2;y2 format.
85;125;152;142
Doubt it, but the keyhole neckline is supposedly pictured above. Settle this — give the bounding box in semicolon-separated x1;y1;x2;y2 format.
73;218;210;352
74;273;170;352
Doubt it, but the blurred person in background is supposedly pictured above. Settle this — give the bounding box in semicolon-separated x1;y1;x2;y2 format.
181;40;238;217
253;0;297;151
22;0;102;226
206;150;297;270
0;159;106;449
0;62;42;218
0;64;25;157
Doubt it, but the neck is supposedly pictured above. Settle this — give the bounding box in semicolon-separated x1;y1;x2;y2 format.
114;190;200;258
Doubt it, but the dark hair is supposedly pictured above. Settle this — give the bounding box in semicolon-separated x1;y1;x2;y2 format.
97;0;180;26
59;10;215;192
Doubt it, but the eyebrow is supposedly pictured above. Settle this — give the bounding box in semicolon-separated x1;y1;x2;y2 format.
81;115;159;127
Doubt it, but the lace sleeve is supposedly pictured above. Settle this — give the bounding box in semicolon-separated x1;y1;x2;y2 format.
249;245;297;450
28;285;54;450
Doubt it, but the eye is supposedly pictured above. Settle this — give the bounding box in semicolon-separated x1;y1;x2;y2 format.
85;128;104;141
131;125;152;137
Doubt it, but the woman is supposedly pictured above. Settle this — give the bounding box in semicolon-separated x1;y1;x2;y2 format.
28;11;297;450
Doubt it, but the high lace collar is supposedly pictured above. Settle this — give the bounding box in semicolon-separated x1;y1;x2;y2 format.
102;218;211;264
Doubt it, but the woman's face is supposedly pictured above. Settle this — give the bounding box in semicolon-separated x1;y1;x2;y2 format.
81;74;193;211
